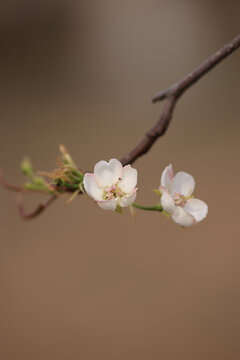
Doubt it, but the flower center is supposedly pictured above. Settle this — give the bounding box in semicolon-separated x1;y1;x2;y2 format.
102;183;125;200
173;193;194;207
173;192;187;207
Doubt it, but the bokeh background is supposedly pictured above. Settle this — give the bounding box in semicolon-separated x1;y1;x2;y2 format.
0;1;240;359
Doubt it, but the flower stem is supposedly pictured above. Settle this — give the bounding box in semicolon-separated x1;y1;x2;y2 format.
132;203;162;212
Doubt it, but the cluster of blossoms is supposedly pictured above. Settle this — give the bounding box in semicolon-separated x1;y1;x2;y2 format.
83;159;208;227
2;147;207;226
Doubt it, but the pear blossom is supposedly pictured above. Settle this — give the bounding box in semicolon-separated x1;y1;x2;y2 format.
160;164;208;227
83;159;138;211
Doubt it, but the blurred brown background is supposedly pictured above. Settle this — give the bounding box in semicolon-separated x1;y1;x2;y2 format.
0;1;240;359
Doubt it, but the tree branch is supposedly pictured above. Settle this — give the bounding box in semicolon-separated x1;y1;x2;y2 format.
2;35;240;219
121;34;240;166
17;195;57;220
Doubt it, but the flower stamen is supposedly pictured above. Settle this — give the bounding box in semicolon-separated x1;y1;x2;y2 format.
102;183;125;200
173;192;187;207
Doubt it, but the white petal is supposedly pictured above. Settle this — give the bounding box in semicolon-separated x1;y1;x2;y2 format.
97;198;118;210
94;159;123;187
183;198;208;223
160;190;175;215
171;206;196;227
119;165;138;193
83;173;102;200
161;164;174;191
118;190;137;208
171;171;195;197
109;158;123;179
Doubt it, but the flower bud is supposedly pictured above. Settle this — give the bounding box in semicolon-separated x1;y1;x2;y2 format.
21;158;33;178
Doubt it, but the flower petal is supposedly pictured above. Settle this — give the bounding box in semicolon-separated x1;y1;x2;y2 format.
161;164;174;191
183;198;208;223
109;158;123;179
119;165;138;193
171;206;196;227
94;159;123;187
97;198;118;210
83;173;102;200
171;171;195;197
160;190;175;215
118;189;137;208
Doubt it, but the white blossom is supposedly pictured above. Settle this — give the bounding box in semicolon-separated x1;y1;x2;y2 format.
160;164;208;227
83;159;137;211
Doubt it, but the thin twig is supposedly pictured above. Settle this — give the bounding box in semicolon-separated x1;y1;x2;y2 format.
0;170;26;192
121;34;240;166
0;170;56;194
17;194;57;220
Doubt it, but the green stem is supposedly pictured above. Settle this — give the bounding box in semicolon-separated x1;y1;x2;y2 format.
132;202;163;212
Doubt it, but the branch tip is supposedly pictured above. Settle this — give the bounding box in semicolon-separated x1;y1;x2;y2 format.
122;34;240;166
0;170;25;192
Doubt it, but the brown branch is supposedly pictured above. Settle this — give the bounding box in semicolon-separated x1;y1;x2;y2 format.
3;35;240;220
17;194;57;220
121;34;240;166
0;170;26;192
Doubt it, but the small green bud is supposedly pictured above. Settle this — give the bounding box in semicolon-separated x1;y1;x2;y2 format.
63;155;74;165
24;180;48;191
24;182;34;190
33;176;46;186
21;158;33;178
59;144;75;166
